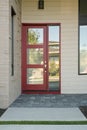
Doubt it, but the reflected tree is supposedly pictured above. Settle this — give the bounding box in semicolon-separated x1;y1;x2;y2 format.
28;29;40;44
49;61;59;76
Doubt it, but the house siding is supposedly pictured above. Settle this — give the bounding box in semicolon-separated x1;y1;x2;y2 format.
0;0;9;108
9;0;22;106
22;0;87;93
0;0;21;108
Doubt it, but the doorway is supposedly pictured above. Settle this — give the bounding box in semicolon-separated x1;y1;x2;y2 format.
22;24;61;92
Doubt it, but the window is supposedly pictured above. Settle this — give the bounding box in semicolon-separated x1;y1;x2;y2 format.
79;0;87;74
11;7;16;76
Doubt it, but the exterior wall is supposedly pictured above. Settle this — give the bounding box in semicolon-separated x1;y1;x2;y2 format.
0;0;22;109
22;0;87;93
9;0;22;105
0;0;9;108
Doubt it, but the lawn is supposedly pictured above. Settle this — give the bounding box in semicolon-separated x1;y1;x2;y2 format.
0;121;87;125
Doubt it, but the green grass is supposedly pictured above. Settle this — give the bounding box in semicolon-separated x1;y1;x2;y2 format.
0;121;87;125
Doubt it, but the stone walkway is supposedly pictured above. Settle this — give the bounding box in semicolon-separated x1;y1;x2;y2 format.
10;94;87;107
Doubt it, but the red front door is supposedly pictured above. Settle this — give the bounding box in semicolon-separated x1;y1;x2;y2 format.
22;24;61;92
22;25;48;90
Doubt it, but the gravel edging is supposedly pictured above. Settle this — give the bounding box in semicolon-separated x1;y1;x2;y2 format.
79;106;87;118
0;109;6;117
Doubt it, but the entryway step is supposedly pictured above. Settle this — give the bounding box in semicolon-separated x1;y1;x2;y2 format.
0;108;86;121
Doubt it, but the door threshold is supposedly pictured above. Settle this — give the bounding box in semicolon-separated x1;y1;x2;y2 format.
22;90;60;94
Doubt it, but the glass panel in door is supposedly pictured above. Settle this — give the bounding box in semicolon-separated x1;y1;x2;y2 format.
27;68;43;84
27;48;43;65
28;28;43;45
48;26;60;90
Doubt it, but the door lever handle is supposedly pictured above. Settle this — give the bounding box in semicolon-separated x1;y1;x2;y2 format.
44;64;47;68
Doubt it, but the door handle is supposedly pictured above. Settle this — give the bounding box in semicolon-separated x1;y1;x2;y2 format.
44;64;47;69
45;61;46;64
44;64;47;72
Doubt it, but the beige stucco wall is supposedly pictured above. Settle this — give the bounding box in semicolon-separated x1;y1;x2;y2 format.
22;0;87;93
0;0;9;108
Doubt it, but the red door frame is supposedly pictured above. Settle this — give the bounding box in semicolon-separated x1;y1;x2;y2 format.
22;23;61;94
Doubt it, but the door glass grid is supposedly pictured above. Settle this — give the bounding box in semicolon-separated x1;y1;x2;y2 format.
27;28;44;86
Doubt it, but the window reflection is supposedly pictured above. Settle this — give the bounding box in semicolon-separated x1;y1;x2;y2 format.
28;28;43;44
27;68;43;84
49;26;59;42
80;26;87;74
48;26;60;90
79;0;87;74
27;48;43;64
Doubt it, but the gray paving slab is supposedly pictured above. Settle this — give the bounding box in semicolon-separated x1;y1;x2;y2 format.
0;125;87;130
0;107;86;121
10;94;87;108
